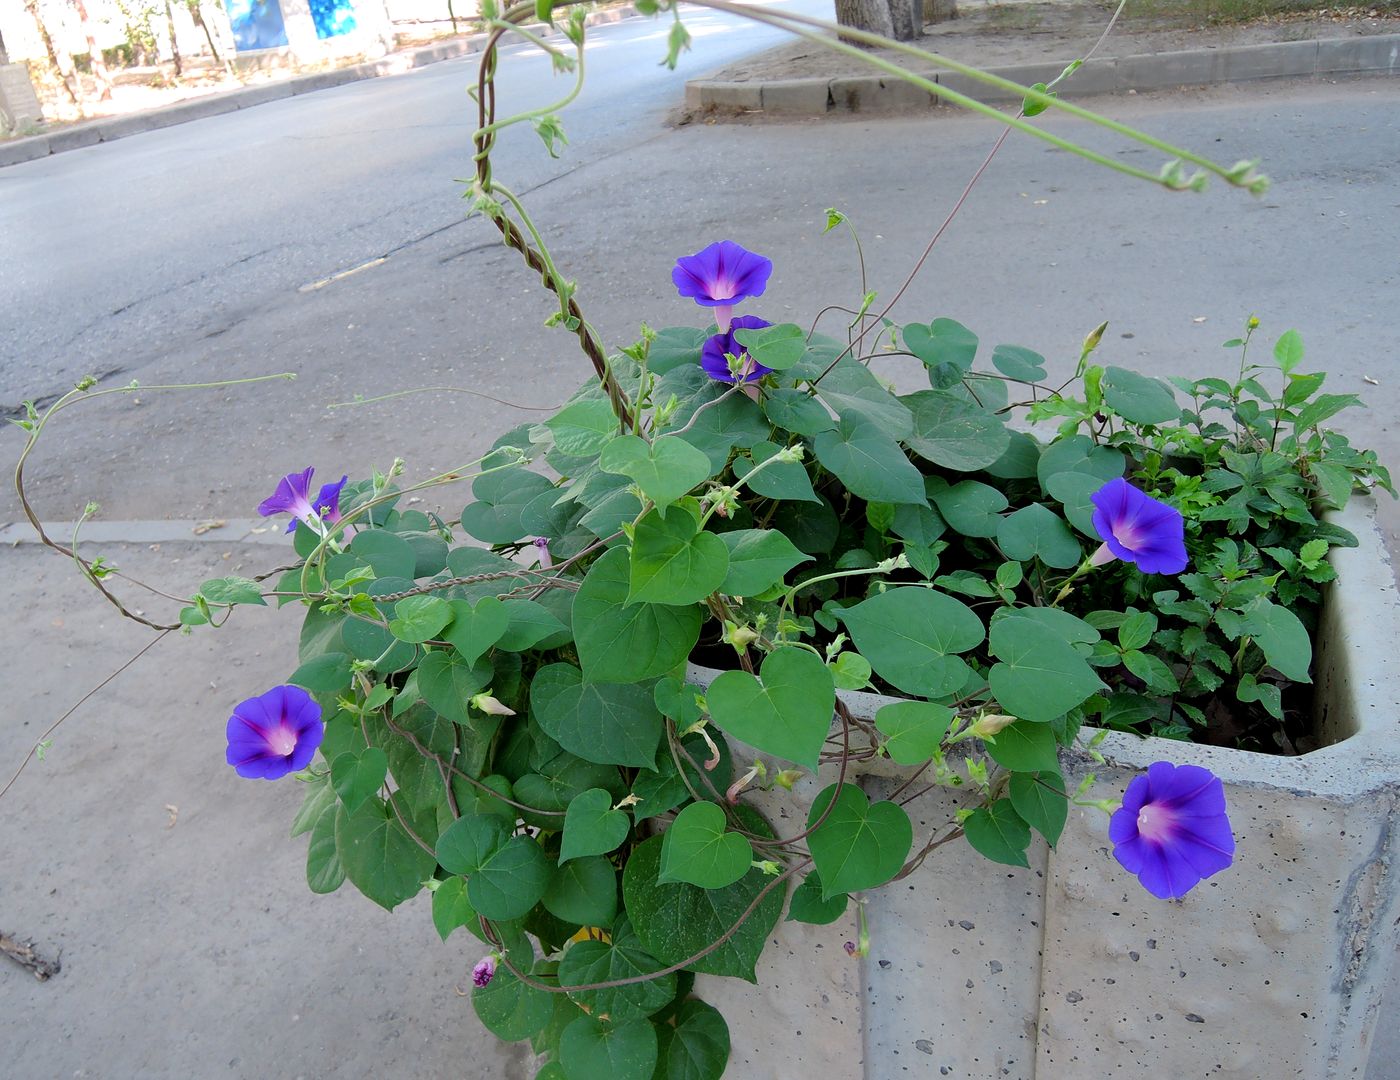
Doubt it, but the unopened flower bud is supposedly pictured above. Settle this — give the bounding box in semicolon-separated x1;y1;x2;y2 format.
472;955;496;987
471;692;516;717
726;765;759;804
774;769;802;791
970;712;1016;738
613;794;641;811
723;622;759;653
532;537;553;569
1082;320;1108;355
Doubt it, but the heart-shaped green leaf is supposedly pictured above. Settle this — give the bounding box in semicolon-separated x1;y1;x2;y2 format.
442;596;510;666
806;783;913;899
417;649;493;725
558;918;675;1022
468;834;552;921
334;801;435;912
706;648;834;769
903;318;978;388
983;720;1060;773
837;586;983;699
874;701;953;765
963;798;1032;868
732;321;806;370
330;747;388;813
655;1000;731;1080
785;871;848;925
813;417;927;505
717;529;812;597
388;595;452;643
659;801;753;889
628;510;729;605
542;855;618;927
1010;770;1068;848
560;787;631;864
435;811;510;876
600;434;713;511
573;548;702;683
529;663;662;768
988;616;1105;722
559;1016;657;1080
431;876;477;942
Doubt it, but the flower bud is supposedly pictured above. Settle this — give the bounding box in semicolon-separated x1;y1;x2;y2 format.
472;955;497;988
970;712;1016;738
471;692;516;717
774;769;802;791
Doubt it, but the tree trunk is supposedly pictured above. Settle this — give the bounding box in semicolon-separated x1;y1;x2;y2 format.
68;0;113;101
164;0;183;76
834;0;894;40
927;0;957;23
23;0;81;106
0;28;10;64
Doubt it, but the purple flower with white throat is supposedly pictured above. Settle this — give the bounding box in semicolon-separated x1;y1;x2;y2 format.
673;240;773;332
258;468;348;534
1109;761;1234;900
701;315;773;385
472;955;496;988
1088;477;1188;575
225;685;325;780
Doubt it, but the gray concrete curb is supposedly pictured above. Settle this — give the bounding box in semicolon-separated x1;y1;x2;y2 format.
684;33;1400;117
0;6;637;169
0;518;289;546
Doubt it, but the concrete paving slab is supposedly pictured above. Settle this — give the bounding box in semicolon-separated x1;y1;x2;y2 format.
1221;39;1321;82
761;77;830;114
0;539;529;1079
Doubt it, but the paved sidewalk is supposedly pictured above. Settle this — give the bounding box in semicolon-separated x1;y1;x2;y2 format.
0;6;637;169
686;31;1400;116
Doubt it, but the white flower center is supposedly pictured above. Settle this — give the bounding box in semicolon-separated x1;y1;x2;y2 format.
267;725;298;757
1137;803;1174;843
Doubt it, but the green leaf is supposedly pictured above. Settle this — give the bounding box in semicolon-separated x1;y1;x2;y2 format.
963;799;1032;868
1274;328;1304;374
629;732;732;823
289;651;353;694
806;784;913;899
1036;435;1124;494
1009;771;1067;847
829;650;872;691
199;576;266;606
548;399;621;456
837;587;983;699
559;919;675;1022
573;549;701;683
494;599;569;653
903;318;977;389
1021;81;1053;117
930;479;1008;538
660;802;754;889
1101;366;1180;424
1294;392;1362;431
813;418;926;505
996;503;1082;569
988;616;1105;723
706;648;834;769
470;834;553;921
436;812;510;876
306;802;346;894
559;1016;657;1080
600;434;713;511
874;701;953;765
348;527;418;579
474;956;555;1043
431;875;477;941
984;430;1041;480
983;721;1060;773
648;326;709;375
561;788;631;864
1246;598;1312;682
991;344;1047;381
1045;472;1103;536
330;747;388;813
786;872;848;925
732;322;806;371
461;469;557;544
530;663;663;769
763;388;835;437
811;358;913;436
902;390;1010;472
418;649;493;725
622;811;784;981
543;855;619;928
733;440;820;503
291;774;337;837
334;801;435;911
654;1000;731;1080
1117;611;1158;651
628;511;729;606
442;596;510;666
717;529;813;596
389;595;452;643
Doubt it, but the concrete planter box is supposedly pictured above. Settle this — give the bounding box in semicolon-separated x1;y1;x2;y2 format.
684;496;1400;1079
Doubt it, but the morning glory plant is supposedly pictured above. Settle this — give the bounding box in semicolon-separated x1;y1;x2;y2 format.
7;3;1393;1079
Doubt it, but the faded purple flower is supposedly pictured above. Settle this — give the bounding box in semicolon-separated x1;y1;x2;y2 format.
701;315;773;384
843;940;857;957
472;955;496;988
1088;477;1188;575
258;468;348;534
673;240;773;332
225;685;325;780
532;537;553;570
1109;761;1234;900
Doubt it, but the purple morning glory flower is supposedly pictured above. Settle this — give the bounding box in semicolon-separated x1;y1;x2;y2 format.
313;475;349;529
701;315;773;384
258;468;347;534
673;240;773;332
472;955;496;987
1088;477;1188;574
225;685;325;780
1109;761;1234;900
